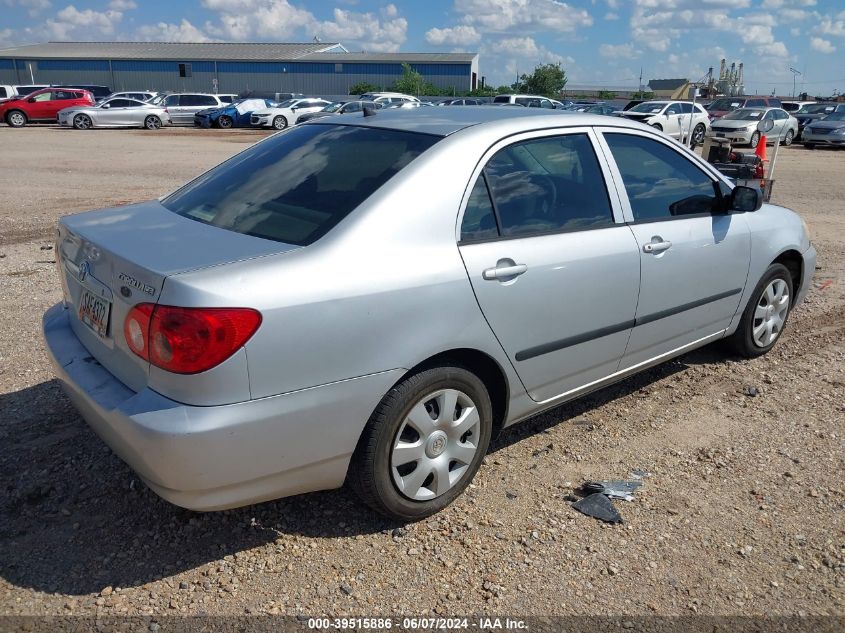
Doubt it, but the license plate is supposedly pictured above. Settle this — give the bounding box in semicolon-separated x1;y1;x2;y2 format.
78;289;111;338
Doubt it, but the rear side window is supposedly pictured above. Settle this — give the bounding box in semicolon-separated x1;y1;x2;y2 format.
604;133;721;220
493;96;510;103
0;87;6;98
482;133;613;237
163;125;439;245
460;176;498;242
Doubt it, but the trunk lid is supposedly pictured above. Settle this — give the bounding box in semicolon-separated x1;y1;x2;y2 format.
57;200;298;392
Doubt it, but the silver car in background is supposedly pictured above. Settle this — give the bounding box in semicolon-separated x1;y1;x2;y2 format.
708;107;798;148
58;97;171;130
43;109;815;521
802;111;845;149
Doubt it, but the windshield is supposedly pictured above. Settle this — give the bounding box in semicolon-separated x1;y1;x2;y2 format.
708;99;742;111
724;108;765;121
798;104;835;114
629;102;666;113
275;99;296;108
163;125;440;246
822;112;845;121
322;103;343;112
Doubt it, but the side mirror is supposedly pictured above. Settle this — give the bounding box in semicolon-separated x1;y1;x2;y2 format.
731;186;763;212
757;118;774;133
27;97;36;103
291;106;298;111
102;103;110;109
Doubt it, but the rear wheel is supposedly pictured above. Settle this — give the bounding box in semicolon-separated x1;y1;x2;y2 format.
73;114;92;130
6;110;27;128
144;115;162;130
349;366;493;521
692;123;706;145
218;115;233;129
783;129;794;146
727;263;793;358
272;115;287;130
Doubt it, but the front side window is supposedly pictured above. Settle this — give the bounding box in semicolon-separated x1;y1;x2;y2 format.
481;133;613;237
30;92;53;102
163;125;439;246
164;95;180;107
604;133;722;221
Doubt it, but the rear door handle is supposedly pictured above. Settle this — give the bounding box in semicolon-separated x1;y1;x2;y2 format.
482;262;528;281
643;239;672;254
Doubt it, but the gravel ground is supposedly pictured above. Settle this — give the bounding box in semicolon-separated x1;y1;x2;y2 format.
0;128;842;618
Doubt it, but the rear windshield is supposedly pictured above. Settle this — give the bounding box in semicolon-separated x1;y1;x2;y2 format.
163;124;439;246
708;99;742;111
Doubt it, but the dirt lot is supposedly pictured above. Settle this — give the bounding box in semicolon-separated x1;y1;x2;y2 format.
0;127;842;620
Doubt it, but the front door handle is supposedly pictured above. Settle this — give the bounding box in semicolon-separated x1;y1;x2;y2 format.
482;261;528;281
643;238;672;254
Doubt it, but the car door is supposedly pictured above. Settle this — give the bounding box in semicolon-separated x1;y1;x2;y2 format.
662;103;683;138
597;129;751;369
96;98;129;125
458;129;642;403
27;90;56;120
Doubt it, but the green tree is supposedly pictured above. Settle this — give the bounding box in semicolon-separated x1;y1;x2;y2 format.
517;62;568;96
349;81;377;95
391;62;440;95
598;90;616;100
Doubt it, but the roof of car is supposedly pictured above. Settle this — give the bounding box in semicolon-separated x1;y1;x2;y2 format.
308;106;626;137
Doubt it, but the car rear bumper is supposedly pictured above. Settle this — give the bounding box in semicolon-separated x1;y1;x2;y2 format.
43;302;403;511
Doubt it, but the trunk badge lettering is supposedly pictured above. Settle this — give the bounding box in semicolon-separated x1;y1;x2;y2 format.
118;272;155;296
78;260;90;282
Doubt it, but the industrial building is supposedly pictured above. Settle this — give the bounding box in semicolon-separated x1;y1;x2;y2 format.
0;41;480;95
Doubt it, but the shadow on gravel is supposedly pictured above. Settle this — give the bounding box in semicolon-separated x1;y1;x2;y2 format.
0;346;723;596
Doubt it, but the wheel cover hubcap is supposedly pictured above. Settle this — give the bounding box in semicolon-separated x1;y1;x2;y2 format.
752;278;789;347
391;388;481;501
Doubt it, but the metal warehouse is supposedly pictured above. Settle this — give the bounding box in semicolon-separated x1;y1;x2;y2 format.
0;41;480;95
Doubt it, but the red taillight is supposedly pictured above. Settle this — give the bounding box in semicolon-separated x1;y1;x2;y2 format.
124;304;261;374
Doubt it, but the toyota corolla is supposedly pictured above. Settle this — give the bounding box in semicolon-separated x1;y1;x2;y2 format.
43;109;815;521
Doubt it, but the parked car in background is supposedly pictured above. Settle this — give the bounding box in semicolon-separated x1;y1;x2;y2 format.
585;104;619;116
802;111;845;149
621;99;645;111
706;96;782;120
43;108;815;520
0;87;94;127
620;100;711;143
359;92;419;105
794;103;845;139
217;94;238;104
250;97;332;129
550;99;572;109
0;84;48;100
159;93;233;126
55;84;112;102
493;94;556;108
781;100;815;114
296;100;383;123
385;101;436;109
58;97;171;130
106;91;158;102
194;98;278;128
707;107;798;148
439;98;484;106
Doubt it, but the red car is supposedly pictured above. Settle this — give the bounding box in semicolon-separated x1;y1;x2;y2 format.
0;87;94;127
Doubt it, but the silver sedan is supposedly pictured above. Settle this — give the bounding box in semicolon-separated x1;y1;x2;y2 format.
43;109;815;520
58;97;171;130
708;106;798;147
802;112;845;149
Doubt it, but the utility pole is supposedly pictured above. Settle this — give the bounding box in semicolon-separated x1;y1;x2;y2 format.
788;67;801;99
638;67;643;98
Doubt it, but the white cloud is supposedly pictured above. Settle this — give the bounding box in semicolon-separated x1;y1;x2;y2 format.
604;12;619;20
454;0;592;33
108;0;136;10
761;0;815;8
810;36;836;53
599;42;639;58
314;5;407;52
4;0;51;17
426;25;480;46
136;19;213;42
817;16;845;37
45;5;124;40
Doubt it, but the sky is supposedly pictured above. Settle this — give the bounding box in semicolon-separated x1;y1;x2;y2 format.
1;0;843;96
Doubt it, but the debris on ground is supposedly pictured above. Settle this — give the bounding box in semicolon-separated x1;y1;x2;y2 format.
581;479;642;501
571;493;623;524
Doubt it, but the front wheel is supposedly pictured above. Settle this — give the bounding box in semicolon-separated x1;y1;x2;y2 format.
144;115;162;130
272;115;287;130
783;129;795;146
727;263;793;358
73;114;92;130
692;123;706;145
218;115;233;129
349;366;493;521
6;110;27;128
749;131;760;149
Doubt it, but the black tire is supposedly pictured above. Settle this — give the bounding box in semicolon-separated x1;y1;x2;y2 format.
804;143;815;150
749;131;760;149
692;123;706;145
349;365;493;521
272;115;287;130
144;115;162;130
73;114;92;130
727;263;793;358
218;115;233;129
6;110;27;128
783;129;794;146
